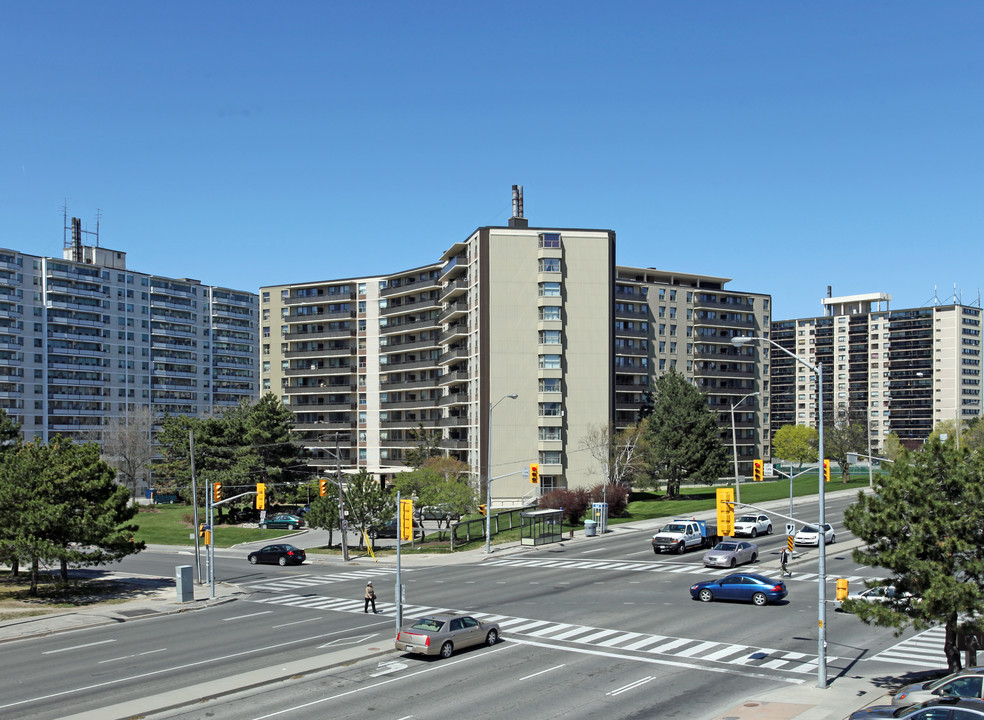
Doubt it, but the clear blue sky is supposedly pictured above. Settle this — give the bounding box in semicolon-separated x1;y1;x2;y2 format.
3;2;981;319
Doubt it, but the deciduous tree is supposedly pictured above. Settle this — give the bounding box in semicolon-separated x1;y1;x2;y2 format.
771;424;819;470
824;409;868;482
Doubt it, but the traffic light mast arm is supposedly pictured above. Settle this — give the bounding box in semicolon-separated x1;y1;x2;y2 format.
490;468;528;482
211;491;257;508
725;500;814;529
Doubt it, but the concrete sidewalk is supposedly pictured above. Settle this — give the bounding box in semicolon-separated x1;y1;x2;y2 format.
0;486;898;719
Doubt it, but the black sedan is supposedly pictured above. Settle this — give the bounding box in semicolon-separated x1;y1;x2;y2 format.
690;572;787;606
248;544;307;566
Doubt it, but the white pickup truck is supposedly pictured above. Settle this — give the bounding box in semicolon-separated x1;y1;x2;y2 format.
651;518;720;555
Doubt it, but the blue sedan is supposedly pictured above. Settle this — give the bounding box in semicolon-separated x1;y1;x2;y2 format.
690;572;788;606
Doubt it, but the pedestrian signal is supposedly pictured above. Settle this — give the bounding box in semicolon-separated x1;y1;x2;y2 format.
752;459;763;482
823;459;831;483
529;463;539;484
716;488;735;536
319;478;328;497
836;578;849;602
256;482;266;510
213;482;222;502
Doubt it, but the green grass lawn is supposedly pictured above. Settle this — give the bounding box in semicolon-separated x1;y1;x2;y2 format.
131;471;877;551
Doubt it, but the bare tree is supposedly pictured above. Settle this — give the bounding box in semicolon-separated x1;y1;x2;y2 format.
98;406;158;502
580;423;647;492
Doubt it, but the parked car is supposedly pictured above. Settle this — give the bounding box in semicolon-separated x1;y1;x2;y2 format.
690;572;787;606
894;669;984;706
395;613;501;658
247;544;306;566
259;514;304;530
852;697;984;719
733;514;773;538
794;523;835;546
369;518;423;540
703;540;759;568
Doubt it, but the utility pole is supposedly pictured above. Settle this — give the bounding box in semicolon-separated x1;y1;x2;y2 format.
190;430;201;583
335;433;348;563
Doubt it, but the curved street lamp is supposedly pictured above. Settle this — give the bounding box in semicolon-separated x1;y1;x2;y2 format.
732;335;827;690
486;393;518;554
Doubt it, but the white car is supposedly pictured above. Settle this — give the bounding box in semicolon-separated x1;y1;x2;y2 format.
732;514;772;538
840;585;915;612
794;523;835;546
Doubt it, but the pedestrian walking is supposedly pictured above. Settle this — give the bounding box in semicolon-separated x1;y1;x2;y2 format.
364;580;377;613
779;547;791;577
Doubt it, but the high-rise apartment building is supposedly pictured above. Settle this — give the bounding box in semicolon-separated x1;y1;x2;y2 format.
769;292;982;452
0;230;259;446
613;268;772;475
263;198;616;507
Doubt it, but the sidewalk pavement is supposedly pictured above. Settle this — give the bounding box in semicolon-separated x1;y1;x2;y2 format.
0;486;897;719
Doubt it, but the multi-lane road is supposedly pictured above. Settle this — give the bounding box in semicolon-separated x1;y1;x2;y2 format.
0;494;948;719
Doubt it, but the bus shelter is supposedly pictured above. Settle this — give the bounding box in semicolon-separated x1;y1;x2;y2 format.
521;508;564;546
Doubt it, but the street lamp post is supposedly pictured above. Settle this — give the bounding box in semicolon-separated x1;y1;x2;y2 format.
730;391;760;506
486;393;518;555
733;335;827;689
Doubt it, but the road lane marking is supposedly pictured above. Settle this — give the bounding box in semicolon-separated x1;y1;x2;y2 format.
607;676;654;696
43;639;116;655
222;610;274;621
98;648;167;664
519;664;566;681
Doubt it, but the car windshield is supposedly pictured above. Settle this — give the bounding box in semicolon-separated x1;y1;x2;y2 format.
928;671;975;690
737;516;757;523
715;543;738;551
664;524;686;533
411;618;445;632
801;526;819;533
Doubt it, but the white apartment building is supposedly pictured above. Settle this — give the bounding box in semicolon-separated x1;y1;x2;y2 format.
770;292;982;451
0;229;259;447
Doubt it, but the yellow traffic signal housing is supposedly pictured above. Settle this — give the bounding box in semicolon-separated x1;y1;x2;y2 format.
823;459;831;483
319;478;328;497
213;482;222;503
836;578;849;602
203;529;212;546
256;482;266;510
529;463;539;484
478;504;487;516
716;488;735;536
752;459;764;482
198;523;206;539
399;498;413;541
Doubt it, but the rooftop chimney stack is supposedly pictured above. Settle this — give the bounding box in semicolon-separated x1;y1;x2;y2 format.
508;185;528;228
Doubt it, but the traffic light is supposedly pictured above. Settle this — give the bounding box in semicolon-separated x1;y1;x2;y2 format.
529;463;540;484
836;578;849;602
256;482;266;510
319;478;328;497
823;459;831;483
752;459;763;482
203;529;211;546
478;504;486;516
213;482;222;503
399;498;413;542
198;523;206;539
716;488;735;537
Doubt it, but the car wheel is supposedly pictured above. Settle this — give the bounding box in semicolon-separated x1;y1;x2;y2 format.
653;546;661;555
486;629;498;646
676;542;686;555
752;592;767;606
729;558;736;568
249;555;258;564
829;534;835;544
750;553;757;563
766;525;773;535
278;556;287;566
440;641;454;658
369;530;378;540
287;524;296;530
750;528;757;538
698;589;713;603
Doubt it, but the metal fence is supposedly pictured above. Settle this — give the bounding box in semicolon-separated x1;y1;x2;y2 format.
449;506;535;550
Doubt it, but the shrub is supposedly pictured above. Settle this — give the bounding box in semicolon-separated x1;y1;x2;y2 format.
537;487;591;524
590;483;628;517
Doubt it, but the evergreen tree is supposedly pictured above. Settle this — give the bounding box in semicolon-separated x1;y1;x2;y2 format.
303;488;340;547
345;469;395;549
641;369;730;499
843;438;984;672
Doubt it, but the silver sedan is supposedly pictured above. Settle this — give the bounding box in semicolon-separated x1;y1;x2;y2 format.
395;613;501;659
703;540;759;568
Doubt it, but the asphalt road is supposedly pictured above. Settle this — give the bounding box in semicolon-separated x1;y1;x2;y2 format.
0;494;936;720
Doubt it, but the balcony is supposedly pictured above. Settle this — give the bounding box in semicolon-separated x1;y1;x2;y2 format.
441;322;469;343
440;278;469;301
438;347;470;365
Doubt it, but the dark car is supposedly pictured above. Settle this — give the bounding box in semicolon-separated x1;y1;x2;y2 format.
247;544;306;566
690;572;787;606
259;514;304;530
369;518;423;540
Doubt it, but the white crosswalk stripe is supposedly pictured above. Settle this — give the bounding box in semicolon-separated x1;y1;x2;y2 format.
243;568;400;592
245;592;831;675
869;627;948;669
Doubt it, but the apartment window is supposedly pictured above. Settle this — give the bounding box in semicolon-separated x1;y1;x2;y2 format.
538;330;562;345
539;450;562;465
659;288;665;300
659;324;665;335
539;305;561;321
539;354;561;369
539;378;561;393
539;233;561;248
539;426;562;441
262;291;270;303
538;258;561;273
538;282;561;297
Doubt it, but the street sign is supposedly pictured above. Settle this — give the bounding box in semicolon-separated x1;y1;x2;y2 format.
785;522;795;536
764;462;774;477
